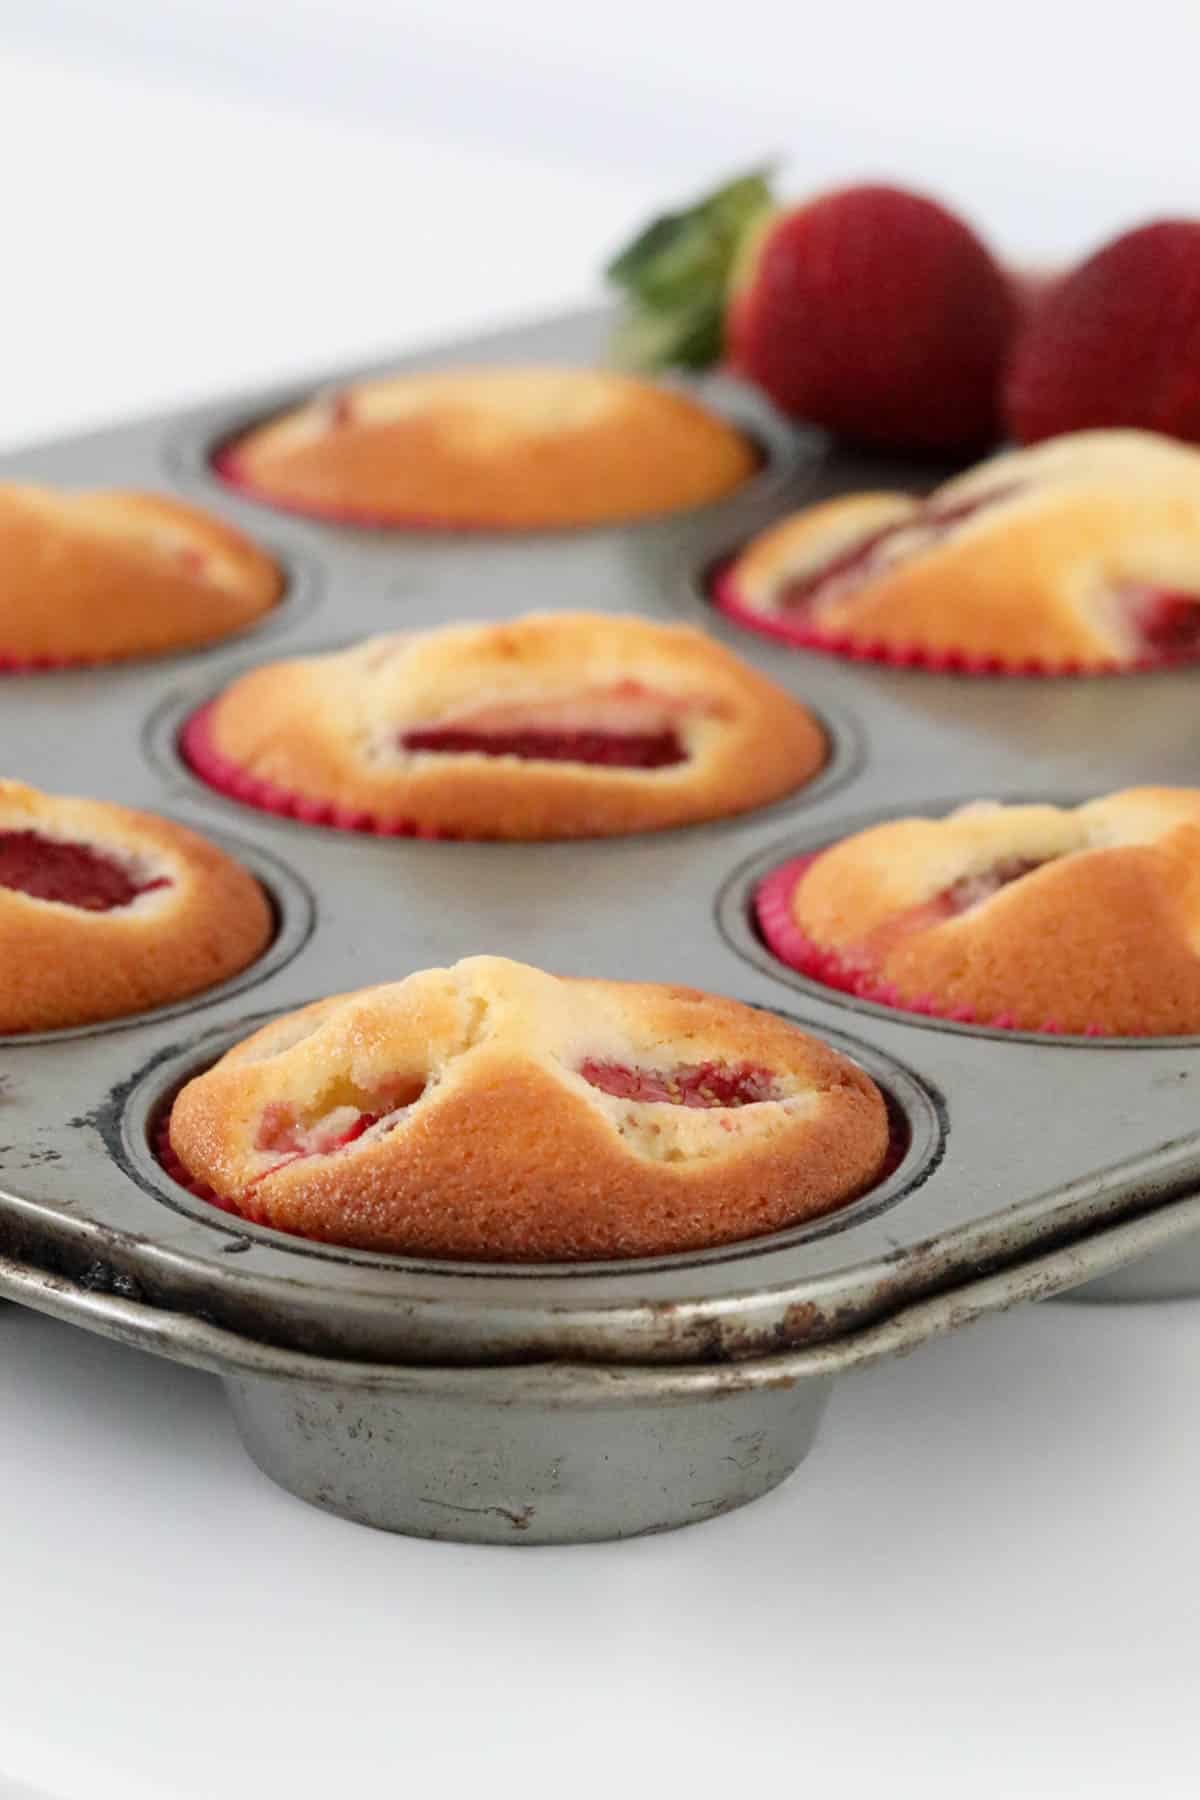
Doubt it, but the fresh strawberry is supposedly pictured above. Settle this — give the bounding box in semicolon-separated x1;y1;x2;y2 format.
1005;221;1200;445
727;185;1016;448
607;172;1017;451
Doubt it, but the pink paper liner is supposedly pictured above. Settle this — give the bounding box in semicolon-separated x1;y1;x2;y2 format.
0;650;125;675
712;563;1200;678
0;608;284;676
754;852;1123;1038
156;1116;283;1232
157;1116;229;1209
181;702;455;838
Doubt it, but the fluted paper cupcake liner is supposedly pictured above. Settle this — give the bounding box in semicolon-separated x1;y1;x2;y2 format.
157;1116;234;1211
157;1114;291;1231
2;628;282;675
712;564;1200;677
0;650;118;675
181;702;455;838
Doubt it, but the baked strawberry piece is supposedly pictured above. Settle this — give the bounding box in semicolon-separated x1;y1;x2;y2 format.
183;612;827;839
718;429;1200;670
0;780;272;1032
758;788;1200;1036
0;831;170;911
1006;221;1200;447
166;955;889;1259
608;170;1017;451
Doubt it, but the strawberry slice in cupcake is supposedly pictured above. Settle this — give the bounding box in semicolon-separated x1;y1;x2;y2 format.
758;787;1200;1036
216;366;757;531
0;780;272;1032
183;613;827;839
718;430;1200;672
0;487;282;669
165;955;889;1259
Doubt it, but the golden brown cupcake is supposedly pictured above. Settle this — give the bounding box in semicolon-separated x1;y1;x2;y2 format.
166;955;889;1259
759;788;1200;1035
719;430;1200;670
216;366;757;529
0;780;273;1032
183;612;827;839
0;487;282;666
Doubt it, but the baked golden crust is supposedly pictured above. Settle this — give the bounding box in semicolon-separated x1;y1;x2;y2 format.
726;430;1200;667
168;955;889;1260
791;787;1200;1034
0;780;273;1032
0;486;283;662
220;366;758;529
197;612;827;838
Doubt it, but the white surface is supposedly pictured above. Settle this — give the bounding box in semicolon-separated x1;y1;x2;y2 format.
0;51;641;450
3;41;1200;1800
6;0;1200;259
6;1299;1200;1800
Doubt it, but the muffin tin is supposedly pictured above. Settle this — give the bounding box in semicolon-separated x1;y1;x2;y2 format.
3;304;1200;1545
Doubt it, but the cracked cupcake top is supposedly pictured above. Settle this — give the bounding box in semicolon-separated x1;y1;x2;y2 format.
721;430;1200;668
0;485;282;664
216;365;758;529
0;779;273;1032
776;787;1200;1035
189;611;827;838
167;955;889;1259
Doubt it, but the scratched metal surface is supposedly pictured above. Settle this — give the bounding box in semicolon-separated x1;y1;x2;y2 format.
1;302;1199;1371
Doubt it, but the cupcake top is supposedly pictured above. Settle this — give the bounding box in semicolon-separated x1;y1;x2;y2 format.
167;954;889;1259
0;780;273;1032
0;486;282;666
217;366;758;530
186;612;827;839
720;430;1200;669
766;787;1200;1035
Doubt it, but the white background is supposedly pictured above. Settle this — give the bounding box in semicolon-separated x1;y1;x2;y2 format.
3;11;1200;1798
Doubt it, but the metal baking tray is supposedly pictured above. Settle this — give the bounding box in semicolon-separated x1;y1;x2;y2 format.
2;303;1199;1545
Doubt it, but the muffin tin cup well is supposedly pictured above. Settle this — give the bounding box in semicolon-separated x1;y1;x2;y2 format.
3;302;1200;1545
194;368;804;541
135;1007;930;1281
0;832;316;1049
163;664;864;843
722;797;1200;1048
90;1002;944;1362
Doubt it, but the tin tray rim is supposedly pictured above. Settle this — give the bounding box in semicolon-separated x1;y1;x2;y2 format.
3;299;1199;1361
4;1174;1199;1393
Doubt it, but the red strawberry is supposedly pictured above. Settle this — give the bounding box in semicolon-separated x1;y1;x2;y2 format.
727;185;1017;449
1006;221;1200;445
607;173;1017;452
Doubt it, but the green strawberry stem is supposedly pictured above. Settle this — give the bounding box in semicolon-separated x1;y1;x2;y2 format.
605;167;776;371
